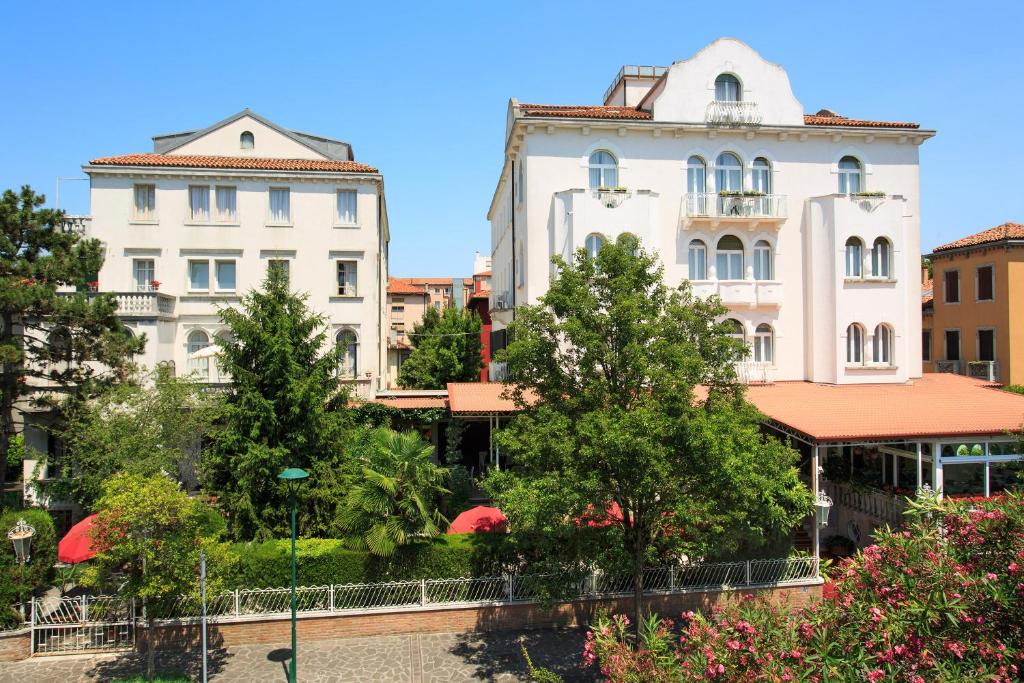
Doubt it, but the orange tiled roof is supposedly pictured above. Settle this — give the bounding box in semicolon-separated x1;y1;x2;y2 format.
802;114;919;129
89;153;377;173
447;382;537;414
932;222;1024;253
518;104;654;120
745;374;1024;442
516;103;918;128
921;277;933;305
372;396;447;410
388;278;428;295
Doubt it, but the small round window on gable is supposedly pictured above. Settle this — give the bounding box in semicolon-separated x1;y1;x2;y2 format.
240;131;254;150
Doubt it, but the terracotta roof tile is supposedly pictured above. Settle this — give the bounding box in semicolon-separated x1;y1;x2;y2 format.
921;277;933;305
802;114;919;129
371;396;447;410
515;103;918;128
447;382;537;414
89;153;377;173
932;222;1024;253
745;374;1024;442
517;104;653;120
388;278;428;295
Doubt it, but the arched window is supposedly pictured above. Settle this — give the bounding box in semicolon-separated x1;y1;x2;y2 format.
873;324;893;365
725;318;745;342
214;330;234;382
588;150;618;189
49;327;71;363
620;232;639;256
240;131;254;150
187;329;210;354
753;240;772;280
688;239;707;280
585;233;606;259
846;324;864;364
186;329;211;378
715;152;743;192
752;157;771;194
838;156;862;194
687;155;708;215
714;74;741;102
753;323;774;363
337;329;358;378
871;237;891;278
716;235;745;280
845;237;863;278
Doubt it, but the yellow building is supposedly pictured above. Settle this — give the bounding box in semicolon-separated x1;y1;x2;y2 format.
924;222;1024;385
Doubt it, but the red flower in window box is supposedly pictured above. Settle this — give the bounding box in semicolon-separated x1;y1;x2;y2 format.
150;280;161;290
86;280;99;292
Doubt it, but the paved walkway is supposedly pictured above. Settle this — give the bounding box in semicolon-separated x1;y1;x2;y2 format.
0;629;593;682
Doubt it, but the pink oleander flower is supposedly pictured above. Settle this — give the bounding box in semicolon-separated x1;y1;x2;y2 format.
986;572;998;581
866;669;885;682
726;640;741;651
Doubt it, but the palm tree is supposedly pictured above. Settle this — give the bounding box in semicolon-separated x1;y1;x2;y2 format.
338;429;450;556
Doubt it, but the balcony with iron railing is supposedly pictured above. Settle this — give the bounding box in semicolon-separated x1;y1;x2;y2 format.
682;193;786;227
705;100;762;127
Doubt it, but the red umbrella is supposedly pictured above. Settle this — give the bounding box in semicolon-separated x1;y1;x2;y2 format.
447;506;507;534
575;501;624;528
58;514;99;564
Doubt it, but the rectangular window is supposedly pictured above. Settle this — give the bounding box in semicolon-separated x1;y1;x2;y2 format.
189;185;210;222
216;186;237;222
944;269;960;303
753;246;772;280
336;261;357;296
716;252;743;280
215;260;236;292
945;329;961;362
133;184;156;220
336;190;357;224
976;265;994;301
188;260;210;291
269;187;290;224
922;330;931;362
978;328;995;362
133;259;155;292
267;259;289;283
688;243;707;280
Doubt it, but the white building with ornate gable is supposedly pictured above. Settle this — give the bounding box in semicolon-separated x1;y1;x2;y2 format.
83;109;389;397
487;38;934;384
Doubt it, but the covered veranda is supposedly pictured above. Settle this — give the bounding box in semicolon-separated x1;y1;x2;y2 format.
745;373;1024;557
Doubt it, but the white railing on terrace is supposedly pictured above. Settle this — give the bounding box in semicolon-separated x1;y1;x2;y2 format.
827;482;908;529
109;292;176;318
685;193;787;220
735;361;774;385
60;215;91;236
155;557;818;621
705;100;762;126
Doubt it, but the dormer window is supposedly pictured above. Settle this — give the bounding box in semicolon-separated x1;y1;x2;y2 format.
240;131;254;150
714;74;741;102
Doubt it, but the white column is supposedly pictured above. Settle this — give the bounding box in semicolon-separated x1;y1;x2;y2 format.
915;442;923;490
932;441;943;499
812;445;820;561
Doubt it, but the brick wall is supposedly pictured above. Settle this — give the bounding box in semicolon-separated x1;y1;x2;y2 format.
0;629;30;662
141;583;820;652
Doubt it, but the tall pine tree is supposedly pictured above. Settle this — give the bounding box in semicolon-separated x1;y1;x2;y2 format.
0;186;142;485
202;266;353;540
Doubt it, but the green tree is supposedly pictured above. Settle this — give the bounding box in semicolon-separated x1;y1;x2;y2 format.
83;473;234;681
338;429;449;556
397;306;483;389
486;234;810;629
46;367;221;510
202;267;352;540
5;433;24;481
0;186;142;485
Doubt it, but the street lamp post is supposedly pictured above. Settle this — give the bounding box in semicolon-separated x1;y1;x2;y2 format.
278;467;309;683
7;518;36;621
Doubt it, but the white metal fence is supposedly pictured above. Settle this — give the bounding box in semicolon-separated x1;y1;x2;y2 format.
15;557;817;655
161;556;818;621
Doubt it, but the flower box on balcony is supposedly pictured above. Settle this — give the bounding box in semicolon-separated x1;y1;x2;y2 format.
851;191;886;198
718;190;767;197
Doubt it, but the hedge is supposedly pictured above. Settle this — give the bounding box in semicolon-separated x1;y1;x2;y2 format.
227;532;513;589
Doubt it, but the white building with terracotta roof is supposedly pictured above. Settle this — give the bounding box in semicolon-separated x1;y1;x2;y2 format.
83;109;389;397
487;38;935;385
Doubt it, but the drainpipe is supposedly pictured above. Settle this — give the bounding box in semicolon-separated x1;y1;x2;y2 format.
812;445;820;563
510;158;516;320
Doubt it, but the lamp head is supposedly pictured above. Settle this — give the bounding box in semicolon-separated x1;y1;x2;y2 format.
7;518;35;564
278;467;310;491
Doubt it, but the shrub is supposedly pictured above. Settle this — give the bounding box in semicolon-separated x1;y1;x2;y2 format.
588;491;1024;682
227;532;513;589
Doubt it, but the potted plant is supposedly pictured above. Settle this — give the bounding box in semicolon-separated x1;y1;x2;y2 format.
150;279;161;291
852;191;886;198
86;280;99;292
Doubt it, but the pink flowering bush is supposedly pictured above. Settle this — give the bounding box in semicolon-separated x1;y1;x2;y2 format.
588;491;1024;681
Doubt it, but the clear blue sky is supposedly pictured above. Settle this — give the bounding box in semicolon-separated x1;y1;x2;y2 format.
2;1;1021;276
